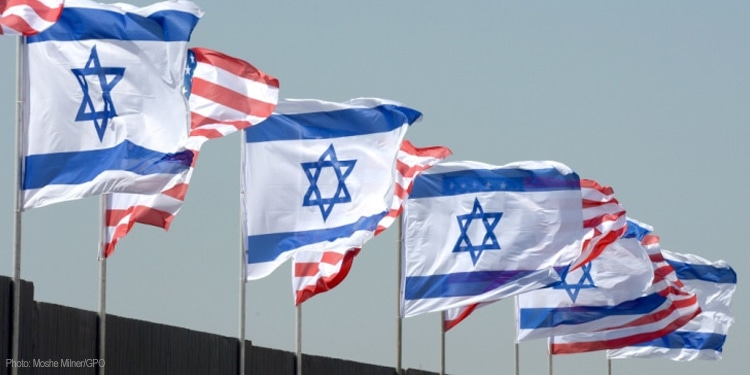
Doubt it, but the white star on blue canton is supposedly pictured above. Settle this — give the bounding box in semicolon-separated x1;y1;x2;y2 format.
453;198;503;265
71;45;125;142
183;49;197;99
301;144;357;221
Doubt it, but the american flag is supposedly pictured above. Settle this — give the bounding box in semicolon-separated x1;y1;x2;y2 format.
571;178;628;270
0;0;63;36
443;178;627;332
104;47;279;257
292;141;452;305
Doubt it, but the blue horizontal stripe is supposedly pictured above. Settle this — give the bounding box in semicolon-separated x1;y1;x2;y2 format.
403;270;542;300
409;167;580;198
247;212;387;263
631;331;726;351
23;141;193;189
245;104;421;142
518;292;667;329
667;260;737;284
28;7;200;43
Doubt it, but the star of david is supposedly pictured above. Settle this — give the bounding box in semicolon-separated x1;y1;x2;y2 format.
552;262;596;302
71;45;125;141
453;198;503;265
301;144;357;221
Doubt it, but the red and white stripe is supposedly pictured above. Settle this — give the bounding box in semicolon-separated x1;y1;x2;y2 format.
549;234;701;354
570;178;627;270
103;47;279;257
292;141;452;305
443;178;627;332
0;0;63;36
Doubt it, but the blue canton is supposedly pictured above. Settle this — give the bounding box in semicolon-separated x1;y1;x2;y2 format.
71;46;125;142
453;198;503;265
552;262;596;302
301;144;357;221
183;49;197;99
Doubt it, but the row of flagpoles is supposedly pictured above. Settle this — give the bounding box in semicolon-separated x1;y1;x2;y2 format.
2;1;737;375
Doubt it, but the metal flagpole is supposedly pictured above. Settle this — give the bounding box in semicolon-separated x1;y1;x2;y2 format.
11;34;27;375
238;234;247;375
239;133;247;375
396;216;403;375
548;337;553;375
97;196;108;375
513;296;520;375
296;304;302;375
607;358;612;375
440;312;446;375
548;351;553;375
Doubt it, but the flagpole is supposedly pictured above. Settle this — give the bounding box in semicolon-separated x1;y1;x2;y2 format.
97;196;107;375
440;312;446;375
238;233;247;375
296;304;302;375
607;358;612;375
396;216;403;375
548;352;552;375
548;337;553;375
513;296;520;375
239;132;247;375
11;34;27;375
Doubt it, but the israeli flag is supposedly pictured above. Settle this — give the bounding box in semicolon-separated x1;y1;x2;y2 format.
400;160;584;318
516;218;655;341
22;0;203;209
242;98;422;280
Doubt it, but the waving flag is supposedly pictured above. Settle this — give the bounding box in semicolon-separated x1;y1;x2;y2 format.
1;0;63;36
607;251;736;361
548;225;701;354
444;178;629;332
103;47;279;257
243;98;422;281
22;0;203;210
572;179;627;270
292;141;452;305
400;160;585;318
516;218;653;341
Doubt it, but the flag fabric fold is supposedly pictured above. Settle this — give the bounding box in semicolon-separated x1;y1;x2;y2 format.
22;0;204;210
292;140;452;305
103;47;279;257
242;98;423;282
607;250;736;361
547;223;701;354
400;160;585;318
516;217;653;341
443;178;630;331
1;0;64;36
571;178;627;270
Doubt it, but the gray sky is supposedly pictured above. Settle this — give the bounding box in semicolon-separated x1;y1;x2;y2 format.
1;1;748;374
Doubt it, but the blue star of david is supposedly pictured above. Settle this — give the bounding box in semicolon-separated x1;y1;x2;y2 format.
71;45;125;142
453;198;503;265
301;144;357;221
552;262;596;302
